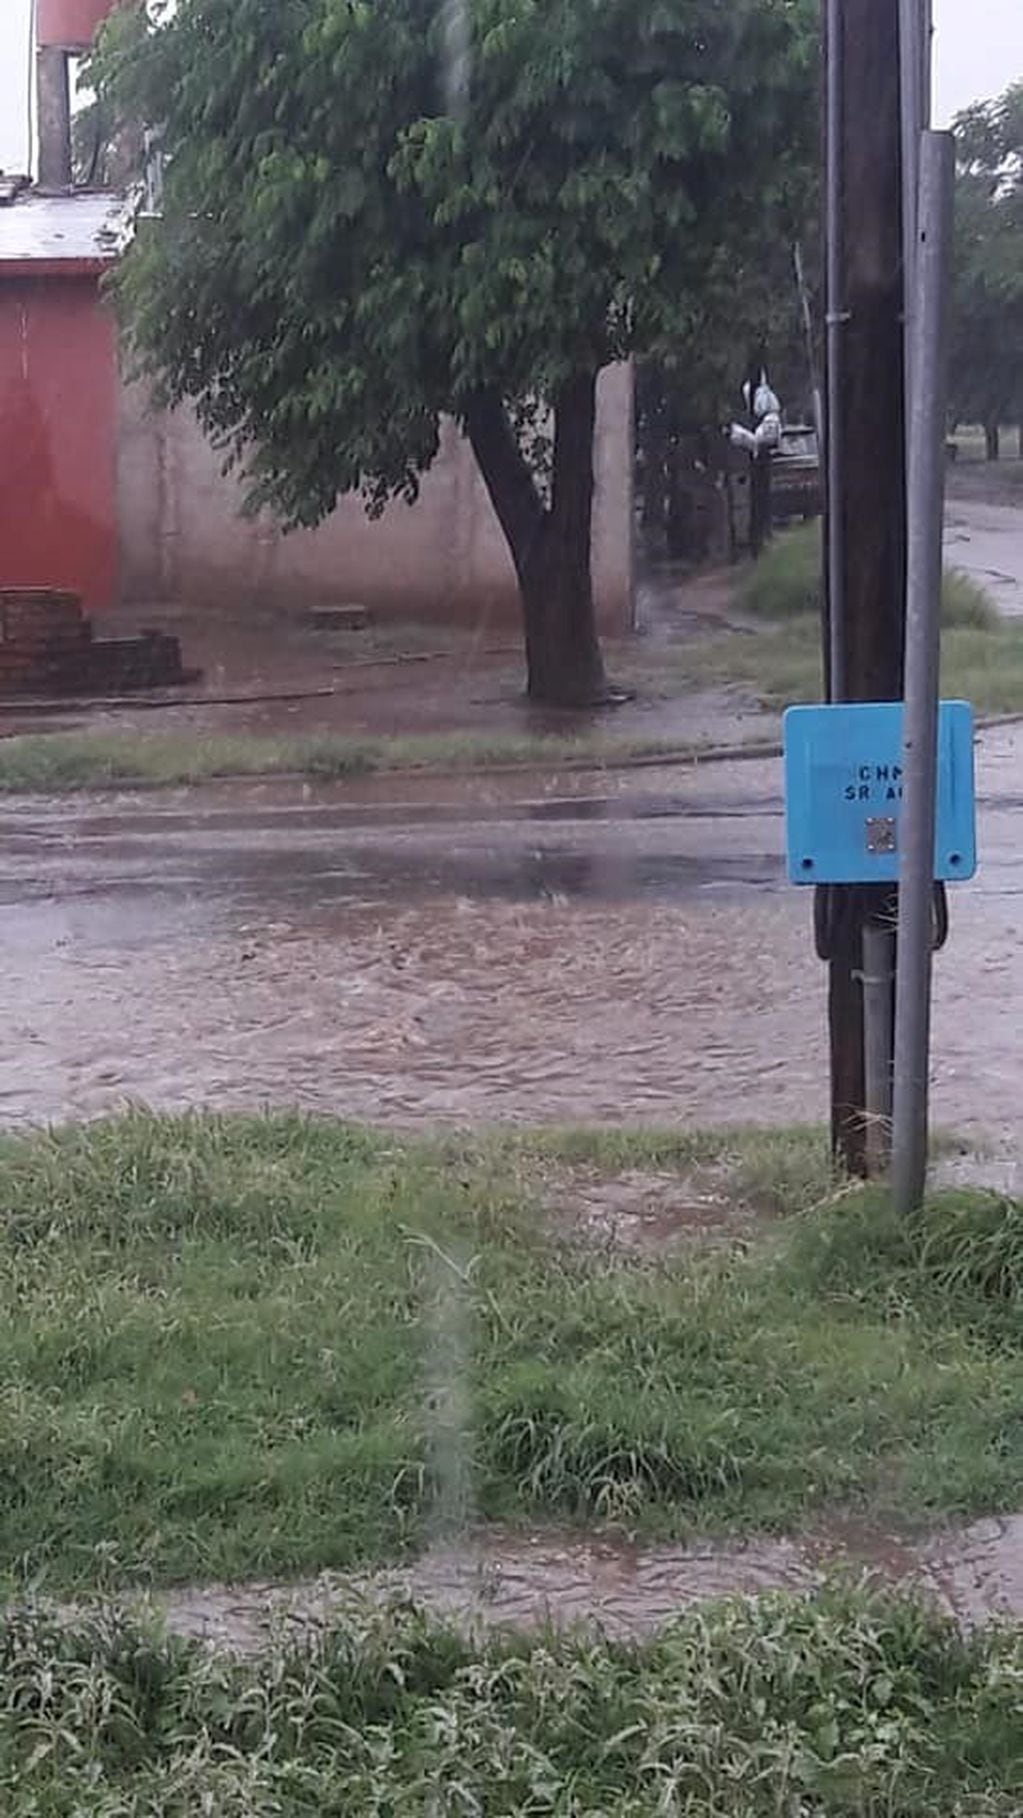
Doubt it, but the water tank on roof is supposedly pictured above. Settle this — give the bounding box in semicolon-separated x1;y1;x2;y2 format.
36;0;116;50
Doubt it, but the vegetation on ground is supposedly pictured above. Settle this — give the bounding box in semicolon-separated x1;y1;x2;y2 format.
686;612;1023;715
0;1113;1019;1594
678;523;1023;713
737;522;995;627
0;728;721;794
92;0;816;705
0;1590;1019;1814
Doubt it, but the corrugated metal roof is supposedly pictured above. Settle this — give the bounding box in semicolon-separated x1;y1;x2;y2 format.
0;192;130;266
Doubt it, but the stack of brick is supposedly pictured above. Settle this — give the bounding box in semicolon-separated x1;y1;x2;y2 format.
0;589;191;697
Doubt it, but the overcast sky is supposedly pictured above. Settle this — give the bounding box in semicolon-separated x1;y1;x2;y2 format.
2;0;1022;174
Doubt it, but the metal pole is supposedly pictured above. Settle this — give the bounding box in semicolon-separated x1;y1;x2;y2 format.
862;921;895;1171
899;0;925;289
899;0;926;448
858;0;929;1175
891;130;956;1215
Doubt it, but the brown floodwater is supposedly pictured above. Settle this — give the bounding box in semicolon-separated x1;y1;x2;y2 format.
153;1515;1023;1651
1;733;1022;1146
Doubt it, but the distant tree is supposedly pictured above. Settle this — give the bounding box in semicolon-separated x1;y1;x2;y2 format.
94;0;816;705
950;81;1023;460
636;226;820;559
71;93;144;188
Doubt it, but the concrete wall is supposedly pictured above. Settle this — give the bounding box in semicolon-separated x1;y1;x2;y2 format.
116;365;635;634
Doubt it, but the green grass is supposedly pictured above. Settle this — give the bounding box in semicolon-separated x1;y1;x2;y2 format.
0;727;716;794
0;1591;1019;1814
687;615;1023;715
738;523;996;628
681;524;1023;712
0;1113;1020;1595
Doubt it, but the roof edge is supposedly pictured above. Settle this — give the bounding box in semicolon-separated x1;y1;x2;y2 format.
0;257;112;279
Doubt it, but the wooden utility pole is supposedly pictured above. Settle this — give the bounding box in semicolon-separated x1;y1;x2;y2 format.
822;0;908;1174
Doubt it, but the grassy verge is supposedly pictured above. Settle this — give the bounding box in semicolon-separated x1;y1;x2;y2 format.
0;727;721;794
684;616;1023;714
678;524;1023;712
736;522;996;628
1;1592;1019;1814
0;1113;1019;1595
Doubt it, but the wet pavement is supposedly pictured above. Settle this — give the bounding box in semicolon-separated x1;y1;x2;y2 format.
142;1514;1023;1648
945;494;1023;618
1;725;1023;1151
0;571;770;753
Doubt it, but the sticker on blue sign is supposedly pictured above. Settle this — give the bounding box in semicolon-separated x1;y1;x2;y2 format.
783;700;976;885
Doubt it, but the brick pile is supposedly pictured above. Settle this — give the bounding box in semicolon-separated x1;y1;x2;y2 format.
0;589;191;697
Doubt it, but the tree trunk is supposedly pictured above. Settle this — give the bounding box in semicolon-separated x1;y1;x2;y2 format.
465;375;608;707
985;422;1000;462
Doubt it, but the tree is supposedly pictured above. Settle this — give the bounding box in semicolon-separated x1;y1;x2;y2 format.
636;226;820;560
950;81;1023;459
94;0;816;705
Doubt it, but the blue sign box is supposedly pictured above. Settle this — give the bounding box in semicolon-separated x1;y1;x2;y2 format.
783;700;976;885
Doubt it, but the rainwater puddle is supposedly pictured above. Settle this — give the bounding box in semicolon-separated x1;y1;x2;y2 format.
152;1517;1023;1652
553;1167;755;1251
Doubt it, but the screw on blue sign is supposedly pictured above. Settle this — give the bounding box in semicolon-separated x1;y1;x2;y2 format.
783;701;976;885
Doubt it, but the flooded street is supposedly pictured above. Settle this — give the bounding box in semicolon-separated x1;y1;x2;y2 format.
2;725;1023;1151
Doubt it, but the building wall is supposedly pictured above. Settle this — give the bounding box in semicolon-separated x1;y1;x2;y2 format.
0;276;118;614
117;364;635;633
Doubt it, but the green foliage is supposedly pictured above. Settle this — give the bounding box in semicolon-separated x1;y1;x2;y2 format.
93;0;818;528
789;1185;1023;1324
0;1593;1019;1814
0;1112;1021;1593
738;524;996;628
950;81;1023;437
736;522;823;618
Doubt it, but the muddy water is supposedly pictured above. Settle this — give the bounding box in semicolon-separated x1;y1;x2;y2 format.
0;830;818;1130
155;1516;1023;1651
2;732;1023;1141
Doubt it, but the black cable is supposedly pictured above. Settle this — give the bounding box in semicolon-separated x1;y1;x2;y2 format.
814;884;835;961
816;881;951;960
933;882;949;952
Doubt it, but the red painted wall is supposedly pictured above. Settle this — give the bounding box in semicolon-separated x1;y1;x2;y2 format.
36;0;115;48
0;277;117;613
